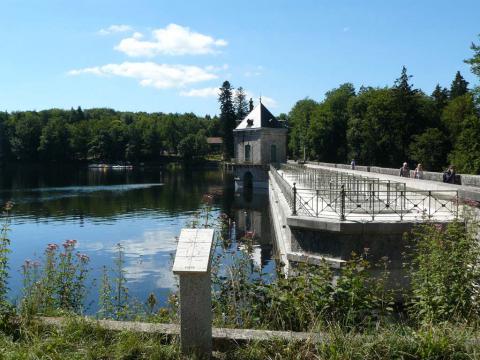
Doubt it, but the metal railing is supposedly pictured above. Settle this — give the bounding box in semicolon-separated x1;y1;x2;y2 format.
270;164;459;222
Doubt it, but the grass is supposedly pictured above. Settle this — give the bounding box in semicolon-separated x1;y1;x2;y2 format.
1;318;480;359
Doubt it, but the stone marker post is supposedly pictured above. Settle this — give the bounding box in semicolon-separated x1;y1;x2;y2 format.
172;228;215;357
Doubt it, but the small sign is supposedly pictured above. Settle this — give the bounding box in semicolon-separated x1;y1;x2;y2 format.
172;228;215;274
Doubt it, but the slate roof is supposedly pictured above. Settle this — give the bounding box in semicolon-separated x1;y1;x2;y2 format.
235;103;284;130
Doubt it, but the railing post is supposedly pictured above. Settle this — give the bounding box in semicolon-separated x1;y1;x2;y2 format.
371;190;375;221
316;189;319;217
340;185;346;221
400;190;404;221
292;182;297;215
428;191;431;219
387;181;390;206
455;191;459;218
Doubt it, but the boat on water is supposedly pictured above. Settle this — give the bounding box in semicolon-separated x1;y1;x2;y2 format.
88;164;133;170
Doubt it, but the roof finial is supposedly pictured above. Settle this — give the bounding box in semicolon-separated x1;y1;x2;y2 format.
259;93;262;104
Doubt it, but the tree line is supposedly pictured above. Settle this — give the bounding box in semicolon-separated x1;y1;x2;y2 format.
0;83;251;163
287;36;480;174
0;108;222;162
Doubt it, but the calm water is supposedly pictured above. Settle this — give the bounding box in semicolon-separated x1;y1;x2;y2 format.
0;164;275;311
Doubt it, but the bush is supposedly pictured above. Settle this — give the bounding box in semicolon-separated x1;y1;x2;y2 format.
405;219;480;324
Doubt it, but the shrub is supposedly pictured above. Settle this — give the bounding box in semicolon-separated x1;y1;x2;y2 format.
405;219;480;324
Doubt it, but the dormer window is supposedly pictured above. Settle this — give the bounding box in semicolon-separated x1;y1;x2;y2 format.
247;119;253;127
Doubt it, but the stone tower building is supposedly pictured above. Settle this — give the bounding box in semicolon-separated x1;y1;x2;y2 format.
233;101;287;189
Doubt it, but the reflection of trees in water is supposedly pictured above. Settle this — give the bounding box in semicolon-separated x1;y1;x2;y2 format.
0;165;232;220
230;192;274;269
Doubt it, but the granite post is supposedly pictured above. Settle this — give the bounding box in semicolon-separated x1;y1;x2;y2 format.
173;228;215;358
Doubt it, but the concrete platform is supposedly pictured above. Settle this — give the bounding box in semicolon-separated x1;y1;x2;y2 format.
279;168;458;223
304;163;480;204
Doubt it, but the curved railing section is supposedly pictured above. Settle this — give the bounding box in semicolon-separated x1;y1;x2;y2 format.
270;164;458;222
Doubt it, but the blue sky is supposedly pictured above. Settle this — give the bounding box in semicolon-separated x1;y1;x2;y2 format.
0;0;479;115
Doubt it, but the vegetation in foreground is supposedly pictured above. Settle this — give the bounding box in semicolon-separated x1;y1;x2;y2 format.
2;202;480;358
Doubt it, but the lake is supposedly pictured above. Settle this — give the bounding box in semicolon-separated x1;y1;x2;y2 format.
0;163;276;312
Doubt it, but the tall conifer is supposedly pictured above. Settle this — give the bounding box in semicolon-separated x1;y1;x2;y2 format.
218;81;236;159
450;71;469;99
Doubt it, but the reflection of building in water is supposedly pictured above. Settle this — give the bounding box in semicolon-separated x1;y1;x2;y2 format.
232;191;273;269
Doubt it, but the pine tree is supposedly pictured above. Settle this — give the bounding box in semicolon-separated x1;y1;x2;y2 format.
249;98;254;112
393;66;420;160
465;36;480;77
450;71;469;99
394;66;415;95
218;81;236;159
431;84;449;111
234;87;248;122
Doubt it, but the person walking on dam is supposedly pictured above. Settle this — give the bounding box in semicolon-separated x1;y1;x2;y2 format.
399;162;410;177
414;163;424;179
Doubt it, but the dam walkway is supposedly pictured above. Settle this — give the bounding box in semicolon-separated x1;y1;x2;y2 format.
270;163;459;223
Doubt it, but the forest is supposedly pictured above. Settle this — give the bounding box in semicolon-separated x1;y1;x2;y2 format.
0;108;221;163
287;36;480;174
287;68;480;174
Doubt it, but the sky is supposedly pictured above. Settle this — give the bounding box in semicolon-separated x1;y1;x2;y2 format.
0;0;479;116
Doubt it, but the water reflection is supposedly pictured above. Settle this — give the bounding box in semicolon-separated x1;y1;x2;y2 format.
232;190;274;270
0;163;275;311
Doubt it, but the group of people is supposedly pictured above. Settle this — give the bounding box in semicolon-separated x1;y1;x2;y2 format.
399;162;457;183
399;162;422;179
349;159;458;184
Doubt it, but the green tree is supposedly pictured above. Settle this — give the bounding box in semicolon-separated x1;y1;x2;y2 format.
408;128;448;171
218;81;236;159
449;71;469;99
38;117;71;161
392;66;430;158
465;35;480;77
177;131;208;160
68;120;90;160
441;94;477;142
347;88;401;166
234;87;248;122
288;99;318;160
465;34;480;105
309;83;355;162
8;111;43;161
431;84;449;113
0;112;8;161
448;114;480;174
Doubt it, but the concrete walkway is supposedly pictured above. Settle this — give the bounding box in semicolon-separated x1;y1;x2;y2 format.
304;163;480;204
278;165;458;223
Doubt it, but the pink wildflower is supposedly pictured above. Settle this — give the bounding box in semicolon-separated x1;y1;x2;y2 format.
76;253;90;263
47;243;59;252
63;239;77;249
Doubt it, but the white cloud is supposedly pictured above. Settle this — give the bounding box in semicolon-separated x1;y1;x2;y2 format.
205;64;229;72
179;87;220;97
260;95;277;108
179;86;277;108
98;24;133;36
245;90;277;108
115;23;227;57
68;62;218;89
244;65;263;77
